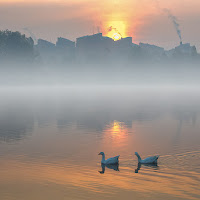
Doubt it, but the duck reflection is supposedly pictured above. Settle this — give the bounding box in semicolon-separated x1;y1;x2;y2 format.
135;163;159;173
99;163;119;174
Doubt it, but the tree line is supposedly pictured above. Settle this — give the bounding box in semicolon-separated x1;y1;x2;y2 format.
0;30;35;63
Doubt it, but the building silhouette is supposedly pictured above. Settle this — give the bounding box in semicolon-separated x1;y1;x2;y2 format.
33;33;199;64
56;37;75;63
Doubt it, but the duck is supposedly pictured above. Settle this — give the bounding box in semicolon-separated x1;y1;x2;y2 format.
98;152;120;165
135;152;159;164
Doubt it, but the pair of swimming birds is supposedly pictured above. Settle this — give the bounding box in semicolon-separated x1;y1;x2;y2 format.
98;152;159;165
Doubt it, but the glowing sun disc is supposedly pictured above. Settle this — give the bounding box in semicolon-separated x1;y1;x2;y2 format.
112;33;122;41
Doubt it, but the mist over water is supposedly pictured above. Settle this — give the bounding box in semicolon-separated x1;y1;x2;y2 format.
0;86;199;200
1;62;200;86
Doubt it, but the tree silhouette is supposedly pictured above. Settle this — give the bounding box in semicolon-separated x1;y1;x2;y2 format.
0;30;34;62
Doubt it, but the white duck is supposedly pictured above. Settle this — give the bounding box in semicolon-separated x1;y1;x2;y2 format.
98;152;120;165
135;152;159;164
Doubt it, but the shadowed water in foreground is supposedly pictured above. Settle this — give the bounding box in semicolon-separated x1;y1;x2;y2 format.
0;86;199;200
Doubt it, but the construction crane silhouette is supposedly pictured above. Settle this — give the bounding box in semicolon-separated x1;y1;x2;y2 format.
22;27;38;44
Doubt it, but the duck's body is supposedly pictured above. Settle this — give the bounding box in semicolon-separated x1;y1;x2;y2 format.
98;152;119;165
135;152;159;164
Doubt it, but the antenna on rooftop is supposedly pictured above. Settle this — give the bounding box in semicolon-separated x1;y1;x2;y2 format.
97;26;100;33
92;26;94;35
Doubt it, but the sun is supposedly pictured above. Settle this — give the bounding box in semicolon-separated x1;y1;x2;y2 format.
112;33;122;41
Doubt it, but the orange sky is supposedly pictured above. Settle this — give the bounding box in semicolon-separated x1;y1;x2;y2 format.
0;0;200;49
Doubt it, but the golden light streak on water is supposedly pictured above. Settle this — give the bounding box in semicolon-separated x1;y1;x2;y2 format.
0;157;200;200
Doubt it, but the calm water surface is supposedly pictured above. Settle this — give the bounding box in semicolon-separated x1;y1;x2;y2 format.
0;86;200;200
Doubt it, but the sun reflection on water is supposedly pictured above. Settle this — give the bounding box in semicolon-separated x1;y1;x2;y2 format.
111;121;127;136
103;120;129;148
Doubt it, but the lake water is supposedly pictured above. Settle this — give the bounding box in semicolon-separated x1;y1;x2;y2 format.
0;86;200;200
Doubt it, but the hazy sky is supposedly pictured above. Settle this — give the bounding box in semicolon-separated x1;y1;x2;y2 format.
0;0;200;50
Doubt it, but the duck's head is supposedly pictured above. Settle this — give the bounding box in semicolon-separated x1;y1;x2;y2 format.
98;152;105;156
135;152;139;156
